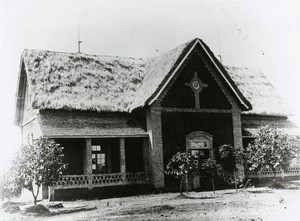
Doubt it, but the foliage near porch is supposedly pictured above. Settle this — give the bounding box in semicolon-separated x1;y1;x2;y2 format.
245;126;300;176
9;138;66;205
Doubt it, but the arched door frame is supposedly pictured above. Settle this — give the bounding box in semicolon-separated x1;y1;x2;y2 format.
186;131;214;159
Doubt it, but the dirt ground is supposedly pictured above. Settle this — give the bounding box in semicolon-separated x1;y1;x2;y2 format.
1;185;300;221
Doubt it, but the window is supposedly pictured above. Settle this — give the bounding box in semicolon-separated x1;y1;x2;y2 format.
92;145;106;174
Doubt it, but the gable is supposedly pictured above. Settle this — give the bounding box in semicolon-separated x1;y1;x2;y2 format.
161;48;232;109
129;39;196;110
130;38;251;112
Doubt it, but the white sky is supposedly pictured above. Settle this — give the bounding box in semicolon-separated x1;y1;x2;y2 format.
0;0;300;168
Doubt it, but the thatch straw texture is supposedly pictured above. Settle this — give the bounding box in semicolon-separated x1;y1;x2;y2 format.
225;66;291;116
22;50;146;112
242;115;299;136
20;38;291;117
129;39;194;110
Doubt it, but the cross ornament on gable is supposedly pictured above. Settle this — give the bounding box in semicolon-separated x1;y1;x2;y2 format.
185;71;208;109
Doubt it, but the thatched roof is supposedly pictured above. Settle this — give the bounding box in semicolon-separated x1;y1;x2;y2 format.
242;115;300;136
15;38;291;125
37;110;148;138
22;49;146;112
225;66;291;116
129;39;195;110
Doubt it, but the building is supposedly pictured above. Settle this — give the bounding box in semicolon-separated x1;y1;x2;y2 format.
14;38;299;199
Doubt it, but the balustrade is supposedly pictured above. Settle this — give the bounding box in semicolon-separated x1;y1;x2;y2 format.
92;173;123;185
126;172;148;183
52;172;148;189
245;167;300;178
52;175;90;188
217;167;300;183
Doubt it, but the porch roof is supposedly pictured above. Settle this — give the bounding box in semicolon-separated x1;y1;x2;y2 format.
242;116;300;137
37;111;148;138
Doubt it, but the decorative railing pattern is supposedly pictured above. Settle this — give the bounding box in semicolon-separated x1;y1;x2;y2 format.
217;167;300;183
245;167;300;178
92;173;123;185
126;172;148;183
52;172;148;189
53;175;90;187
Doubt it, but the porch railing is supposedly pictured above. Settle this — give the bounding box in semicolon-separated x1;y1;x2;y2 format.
217;167;300;184
52;172;148;189
245;167;300;179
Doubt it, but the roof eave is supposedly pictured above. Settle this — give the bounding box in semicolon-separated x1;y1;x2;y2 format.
147;39;199;106
13;57;26;126
198;39;252;111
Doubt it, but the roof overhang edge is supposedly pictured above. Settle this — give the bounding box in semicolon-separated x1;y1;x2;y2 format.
148;39;251;110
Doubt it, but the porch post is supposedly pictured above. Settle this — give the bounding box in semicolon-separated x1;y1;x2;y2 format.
120;138;126;182
83;138;92;175
146;108;165;188
42;185;48;199
143;138;150;173
232;110;245;178
107;146;112;173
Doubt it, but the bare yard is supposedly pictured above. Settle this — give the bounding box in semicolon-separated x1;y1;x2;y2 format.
1;185;300;221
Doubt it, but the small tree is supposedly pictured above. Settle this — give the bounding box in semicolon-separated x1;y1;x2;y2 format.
11;137;66;205
245;126;299;180
200;158;219;193
165;152;198;195
219;144;244;191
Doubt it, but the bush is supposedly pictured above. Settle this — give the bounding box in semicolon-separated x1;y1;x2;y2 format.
165;152;199;194
245;126;299;176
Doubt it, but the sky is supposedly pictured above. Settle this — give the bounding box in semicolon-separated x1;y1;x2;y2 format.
0;0;300;168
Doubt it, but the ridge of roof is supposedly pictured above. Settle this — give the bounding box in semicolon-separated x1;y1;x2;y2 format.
130;38;251;111
14;38;292;126
21;48;147;114
129;38;196;110
22;48;147;61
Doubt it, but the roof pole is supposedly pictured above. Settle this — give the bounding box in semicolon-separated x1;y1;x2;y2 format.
217;28;222;64
78;16;82;53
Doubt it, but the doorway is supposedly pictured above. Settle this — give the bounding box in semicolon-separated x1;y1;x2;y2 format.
186;131;213;189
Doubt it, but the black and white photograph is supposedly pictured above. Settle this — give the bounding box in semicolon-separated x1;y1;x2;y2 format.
0;0;300;220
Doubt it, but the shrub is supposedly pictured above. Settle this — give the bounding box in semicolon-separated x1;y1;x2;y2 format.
165;152;199;194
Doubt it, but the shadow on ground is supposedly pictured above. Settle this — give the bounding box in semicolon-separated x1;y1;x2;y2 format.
171;194;218;200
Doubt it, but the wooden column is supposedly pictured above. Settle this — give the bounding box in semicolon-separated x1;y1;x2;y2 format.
120;138;126;182
83;138;92;175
